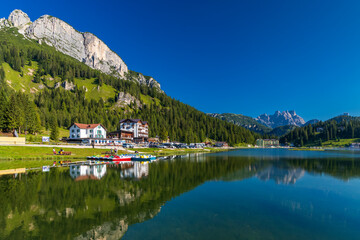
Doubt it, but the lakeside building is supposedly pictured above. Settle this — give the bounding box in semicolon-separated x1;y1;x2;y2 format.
119;119;149;143
148;137;160;143
67;123;125;145
256;139;280;148
107;130;134;142
69;123;107;139
350;143;360;148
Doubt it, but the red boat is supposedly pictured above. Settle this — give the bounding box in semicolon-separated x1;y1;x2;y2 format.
112;155;132;162
87;154;132;162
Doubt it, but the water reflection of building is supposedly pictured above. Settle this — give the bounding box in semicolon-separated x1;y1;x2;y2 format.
256;166;304;184
70;164;107;181
120;162;149;179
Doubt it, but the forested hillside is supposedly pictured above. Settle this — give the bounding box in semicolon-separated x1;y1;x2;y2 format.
280;115;360;146
208;113;272;134
0;27;260;145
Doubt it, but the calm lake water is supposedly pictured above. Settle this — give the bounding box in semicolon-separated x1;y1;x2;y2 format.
1;149;360;239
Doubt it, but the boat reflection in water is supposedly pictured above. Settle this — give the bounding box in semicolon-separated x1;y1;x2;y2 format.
120;162;149;180
70;164;107;181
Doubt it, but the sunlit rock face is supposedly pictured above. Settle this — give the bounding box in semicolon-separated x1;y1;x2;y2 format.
8;9;31;34
256;110;306;128
24;15;128;78
1;9;162;90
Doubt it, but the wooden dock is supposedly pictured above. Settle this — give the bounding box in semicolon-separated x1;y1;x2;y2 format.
0;168;26;176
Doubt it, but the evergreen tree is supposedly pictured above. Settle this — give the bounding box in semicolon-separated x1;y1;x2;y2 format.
50;116;59;141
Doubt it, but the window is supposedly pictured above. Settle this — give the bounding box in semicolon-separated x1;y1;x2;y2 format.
77;134;80;138
77;129;80;133
90;130;93;133
71;129;74;133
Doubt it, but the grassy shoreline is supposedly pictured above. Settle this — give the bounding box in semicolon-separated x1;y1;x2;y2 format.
0;145;229;170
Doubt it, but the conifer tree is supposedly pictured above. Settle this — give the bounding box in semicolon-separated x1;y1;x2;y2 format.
50;116;59;141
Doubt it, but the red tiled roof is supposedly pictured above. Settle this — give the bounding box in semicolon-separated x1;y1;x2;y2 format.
73;123;107;130
74;123;100;129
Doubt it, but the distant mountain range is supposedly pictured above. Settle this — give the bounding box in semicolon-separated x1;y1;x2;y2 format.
209;111;319;137
255;110;305;128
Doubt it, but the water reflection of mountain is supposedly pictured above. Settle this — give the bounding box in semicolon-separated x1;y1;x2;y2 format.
255;166;305;184
220;160;305;184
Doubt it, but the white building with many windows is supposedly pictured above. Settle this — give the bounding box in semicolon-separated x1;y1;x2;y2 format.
119;119;148;141
69;123;107;139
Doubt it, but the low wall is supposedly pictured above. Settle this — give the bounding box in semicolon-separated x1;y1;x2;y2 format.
0;137;26;145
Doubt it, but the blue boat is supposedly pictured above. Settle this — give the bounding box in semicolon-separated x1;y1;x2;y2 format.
131;155;156;161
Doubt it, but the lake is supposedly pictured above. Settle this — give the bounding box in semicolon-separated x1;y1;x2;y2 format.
1;149;360;239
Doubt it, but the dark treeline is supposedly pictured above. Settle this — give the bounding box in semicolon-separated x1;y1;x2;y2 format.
286;157;360;180
0;28;260;145
280;118;360;146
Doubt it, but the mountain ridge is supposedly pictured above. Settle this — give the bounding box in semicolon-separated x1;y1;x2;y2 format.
255;110;305;128
209;111;308;136
0;9;161;90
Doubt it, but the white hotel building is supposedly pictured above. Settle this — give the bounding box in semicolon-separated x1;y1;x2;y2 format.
119;119;149;142
69;123;107;139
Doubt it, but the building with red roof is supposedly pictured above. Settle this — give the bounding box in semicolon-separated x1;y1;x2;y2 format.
69;123;107;139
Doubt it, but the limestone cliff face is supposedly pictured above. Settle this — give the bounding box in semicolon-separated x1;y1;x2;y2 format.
24;15;128;77
8;9;31;34
126;72;162;92
25;15;86;61
0;18;10;28
115;92;142;108
83;32;127;77
1;10;161;90
136;73;161;90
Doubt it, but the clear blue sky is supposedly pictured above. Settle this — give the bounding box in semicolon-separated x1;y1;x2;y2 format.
2;0;360;121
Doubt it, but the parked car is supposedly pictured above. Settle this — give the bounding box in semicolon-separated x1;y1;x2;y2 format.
123;143;134;148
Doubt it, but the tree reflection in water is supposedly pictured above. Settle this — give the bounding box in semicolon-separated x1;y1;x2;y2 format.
0;153;359;239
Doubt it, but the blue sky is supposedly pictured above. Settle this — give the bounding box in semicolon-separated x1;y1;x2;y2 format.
2;0;360;121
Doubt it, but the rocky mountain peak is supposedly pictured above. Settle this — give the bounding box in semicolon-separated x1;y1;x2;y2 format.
0;9;161;91
8;9;31;27
8;9;31;34
255;110;305;128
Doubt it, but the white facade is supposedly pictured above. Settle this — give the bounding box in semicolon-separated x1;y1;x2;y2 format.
70;164;107;180
120;162;149;179
69;123;107;139
120;119;148;138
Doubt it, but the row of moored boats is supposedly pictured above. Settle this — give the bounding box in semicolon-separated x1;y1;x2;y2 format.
86;154;156;162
